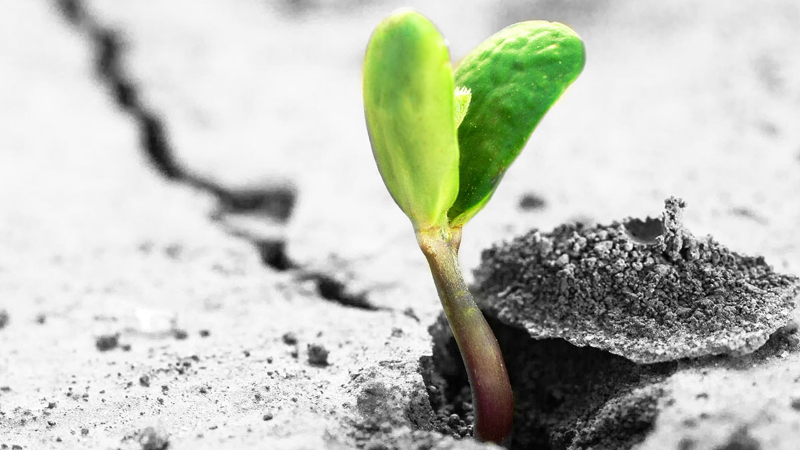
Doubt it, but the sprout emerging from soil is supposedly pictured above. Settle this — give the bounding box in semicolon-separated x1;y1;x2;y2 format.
363;9;585;442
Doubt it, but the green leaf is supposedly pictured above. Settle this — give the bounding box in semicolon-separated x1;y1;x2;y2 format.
363;10;460;231
447;21;586;227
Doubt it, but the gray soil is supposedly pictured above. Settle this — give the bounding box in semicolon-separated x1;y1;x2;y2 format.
475;197;800;363
2;0;800;450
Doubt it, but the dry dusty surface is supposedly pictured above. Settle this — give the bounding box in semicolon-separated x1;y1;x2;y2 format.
1;0;799;449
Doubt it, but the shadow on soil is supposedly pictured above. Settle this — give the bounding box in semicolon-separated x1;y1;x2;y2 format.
424;312;800;450
424;313;677;450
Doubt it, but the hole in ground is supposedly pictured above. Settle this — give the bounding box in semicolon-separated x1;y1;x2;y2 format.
426;313;676;449
623;216;666;245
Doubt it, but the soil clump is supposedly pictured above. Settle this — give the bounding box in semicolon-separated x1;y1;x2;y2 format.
475;197;800;363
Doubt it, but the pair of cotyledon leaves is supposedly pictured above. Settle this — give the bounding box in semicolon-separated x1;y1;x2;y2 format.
364;10;586;232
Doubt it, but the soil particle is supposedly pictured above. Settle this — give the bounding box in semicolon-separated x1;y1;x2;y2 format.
568;384;666;449
282;332;298;345
172;329;188;340
136;426;170;450
0;309;9;329
519;192;547;210
306;343;329;367
475;197;800;363
199;329;210;338
95;333;119;351
139;375;151;387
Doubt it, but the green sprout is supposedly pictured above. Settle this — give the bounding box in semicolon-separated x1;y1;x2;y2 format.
363;9;585;443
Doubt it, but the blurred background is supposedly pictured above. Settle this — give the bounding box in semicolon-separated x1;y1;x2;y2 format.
4;0;799;273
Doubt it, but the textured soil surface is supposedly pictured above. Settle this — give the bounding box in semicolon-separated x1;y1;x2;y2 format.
475;197;800;363
2;1;800;449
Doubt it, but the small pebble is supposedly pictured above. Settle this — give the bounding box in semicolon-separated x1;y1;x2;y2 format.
519;192;546;210
307;343;329;366
282;332;298;345
448;413;461;427
173;329;188;340
95;334;119;352
137;426;169;450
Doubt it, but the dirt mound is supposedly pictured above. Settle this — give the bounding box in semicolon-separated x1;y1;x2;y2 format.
475;197;800;363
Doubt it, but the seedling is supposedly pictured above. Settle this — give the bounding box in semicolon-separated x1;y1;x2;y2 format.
363;9;585;443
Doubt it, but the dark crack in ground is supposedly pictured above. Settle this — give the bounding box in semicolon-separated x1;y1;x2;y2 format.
53;0;379;311
58;0;293;208
475;197;800;363
298;272;380;311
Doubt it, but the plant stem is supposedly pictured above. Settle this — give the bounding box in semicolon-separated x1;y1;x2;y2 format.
417;229;513;443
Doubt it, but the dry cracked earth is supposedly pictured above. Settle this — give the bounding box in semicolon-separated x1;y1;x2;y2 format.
2;0;800;449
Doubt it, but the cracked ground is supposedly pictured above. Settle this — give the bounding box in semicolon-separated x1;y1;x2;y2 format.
1;0;800;449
